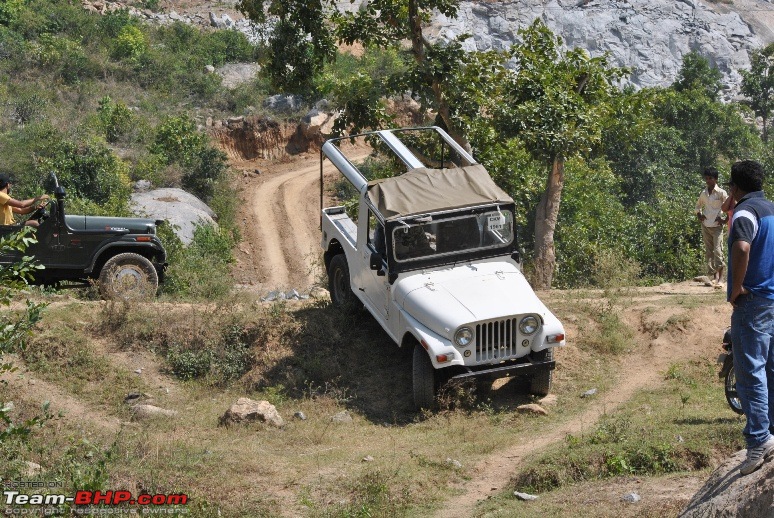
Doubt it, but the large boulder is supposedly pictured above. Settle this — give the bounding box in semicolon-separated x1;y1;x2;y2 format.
220;397;285;428
679;450;774;517
130;188;216;245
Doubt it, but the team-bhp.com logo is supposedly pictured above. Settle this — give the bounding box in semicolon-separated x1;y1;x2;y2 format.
4;490;189;514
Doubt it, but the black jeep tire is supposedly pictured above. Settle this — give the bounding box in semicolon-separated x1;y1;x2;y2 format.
530;347;554;397
328;254;354;307
413;341;436;410
99;253;158;301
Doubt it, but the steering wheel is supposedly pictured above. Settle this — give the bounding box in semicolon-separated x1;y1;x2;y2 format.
27;198;50;222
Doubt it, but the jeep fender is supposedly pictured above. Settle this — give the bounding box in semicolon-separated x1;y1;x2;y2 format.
399;308;462;369
531;311;566;353
89;243;165;275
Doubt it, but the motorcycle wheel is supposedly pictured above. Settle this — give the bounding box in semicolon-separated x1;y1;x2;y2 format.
725;364;745;415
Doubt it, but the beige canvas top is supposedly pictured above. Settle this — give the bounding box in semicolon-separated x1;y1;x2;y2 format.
367;164;513;221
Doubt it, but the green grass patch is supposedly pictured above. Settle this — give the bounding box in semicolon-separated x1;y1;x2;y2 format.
509;359;743;495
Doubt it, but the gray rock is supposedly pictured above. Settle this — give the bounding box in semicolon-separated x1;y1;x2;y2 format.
2;401;14;412
204;65;216;74
131;404;177;420
293;411;307;420
331;411;353;423
220;397;284;428
222;14;234;28
263;94;304;112
622;492;641;503
133;179;152;192
362;455;374;462
514;491;539;501
217;63;260;89
23;461;42;477
680;449;774;517
582;388;597;398
446;458;463;469
130;188;217;245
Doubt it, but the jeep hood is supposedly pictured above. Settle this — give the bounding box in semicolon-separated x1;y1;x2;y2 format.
65;215;157;233
394;262;553;339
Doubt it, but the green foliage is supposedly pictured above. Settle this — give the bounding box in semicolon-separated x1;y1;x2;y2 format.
111;24;148;61
0;228;49;444
35;137;130;207
741;42;774;142
0;0;24;26
98;96;134;143
161;223;236;299
152;115;227;201
239;0;335;93
673;51;724;100
34;34;97;83
153;115;207;164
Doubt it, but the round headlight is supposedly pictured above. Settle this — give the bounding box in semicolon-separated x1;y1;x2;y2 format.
454;327;473;347
519;316;539;335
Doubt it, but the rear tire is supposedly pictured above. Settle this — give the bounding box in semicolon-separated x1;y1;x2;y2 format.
413;342;436;410
328;254;354;307
725;364;744;415
530;347;554;397
99;253;158;301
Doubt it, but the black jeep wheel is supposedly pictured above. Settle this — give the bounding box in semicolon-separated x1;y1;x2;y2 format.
328;254;354;307
413;341;436;410
530;347;553;397
99;253;158;301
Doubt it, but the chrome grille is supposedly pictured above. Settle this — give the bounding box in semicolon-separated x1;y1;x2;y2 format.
476;319;519;362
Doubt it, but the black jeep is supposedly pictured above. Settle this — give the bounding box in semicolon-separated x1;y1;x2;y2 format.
0;175;167;300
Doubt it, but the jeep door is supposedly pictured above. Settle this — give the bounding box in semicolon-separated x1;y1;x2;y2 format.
356;207;390;320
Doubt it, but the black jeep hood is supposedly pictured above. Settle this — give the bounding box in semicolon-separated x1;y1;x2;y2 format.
65;215;157;233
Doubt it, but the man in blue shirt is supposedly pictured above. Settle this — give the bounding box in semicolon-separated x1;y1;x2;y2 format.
726;159;774;475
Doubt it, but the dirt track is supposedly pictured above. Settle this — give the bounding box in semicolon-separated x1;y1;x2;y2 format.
229;148;733;515
231;147;370;293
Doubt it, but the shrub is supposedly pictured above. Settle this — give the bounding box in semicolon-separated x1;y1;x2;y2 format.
0;0;24;26
35;34;97;83
35;137;131;207
182;146;228;201
97;96;134;143
111;24;148;61
152;115;206;165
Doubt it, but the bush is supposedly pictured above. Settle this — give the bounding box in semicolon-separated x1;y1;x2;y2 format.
161;223;235;299
34;34;99;83
0;0;24;26
153;115;206;165
182;146;228;201
97;96;134;143
111;24;147;61
35;137;131;207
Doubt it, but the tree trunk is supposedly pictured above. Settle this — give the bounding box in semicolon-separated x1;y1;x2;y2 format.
408;0;472;152
533;156;565;290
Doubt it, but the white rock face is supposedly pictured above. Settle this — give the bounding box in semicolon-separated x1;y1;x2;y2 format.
429;0;762;96
341;0;773;97
130;188;217;245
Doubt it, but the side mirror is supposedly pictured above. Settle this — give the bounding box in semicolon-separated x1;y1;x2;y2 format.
370;252;387;276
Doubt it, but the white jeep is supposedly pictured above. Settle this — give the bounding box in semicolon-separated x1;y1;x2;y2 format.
320;127;565;409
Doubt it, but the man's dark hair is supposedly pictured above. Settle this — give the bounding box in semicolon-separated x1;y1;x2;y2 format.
0;173;10;190
730;160;765;193
703;167;719;179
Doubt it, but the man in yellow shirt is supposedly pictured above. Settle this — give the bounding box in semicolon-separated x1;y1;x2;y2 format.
0;173;49;227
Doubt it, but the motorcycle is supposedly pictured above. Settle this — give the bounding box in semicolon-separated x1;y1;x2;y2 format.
718;327;744;415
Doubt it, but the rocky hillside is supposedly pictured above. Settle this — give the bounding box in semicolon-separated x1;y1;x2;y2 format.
151;0;774;98
425;0;774;99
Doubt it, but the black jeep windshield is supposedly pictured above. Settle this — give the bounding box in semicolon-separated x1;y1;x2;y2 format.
392;209;514;262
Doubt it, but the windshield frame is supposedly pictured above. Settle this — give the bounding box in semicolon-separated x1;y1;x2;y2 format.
382;203;519;276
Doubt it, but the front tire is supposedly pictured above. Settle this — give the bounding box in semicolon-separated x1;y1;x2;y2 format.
99;253;158;301
328;254;354;307
530;347;554;397
413;342;436;410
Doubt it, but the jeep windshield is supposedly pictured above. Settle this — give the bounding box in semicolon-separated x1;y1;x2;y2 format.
391;208;514;263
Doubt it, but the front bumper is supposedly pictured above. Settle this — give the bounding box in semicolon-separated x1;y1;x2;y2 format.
449;357;556;381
